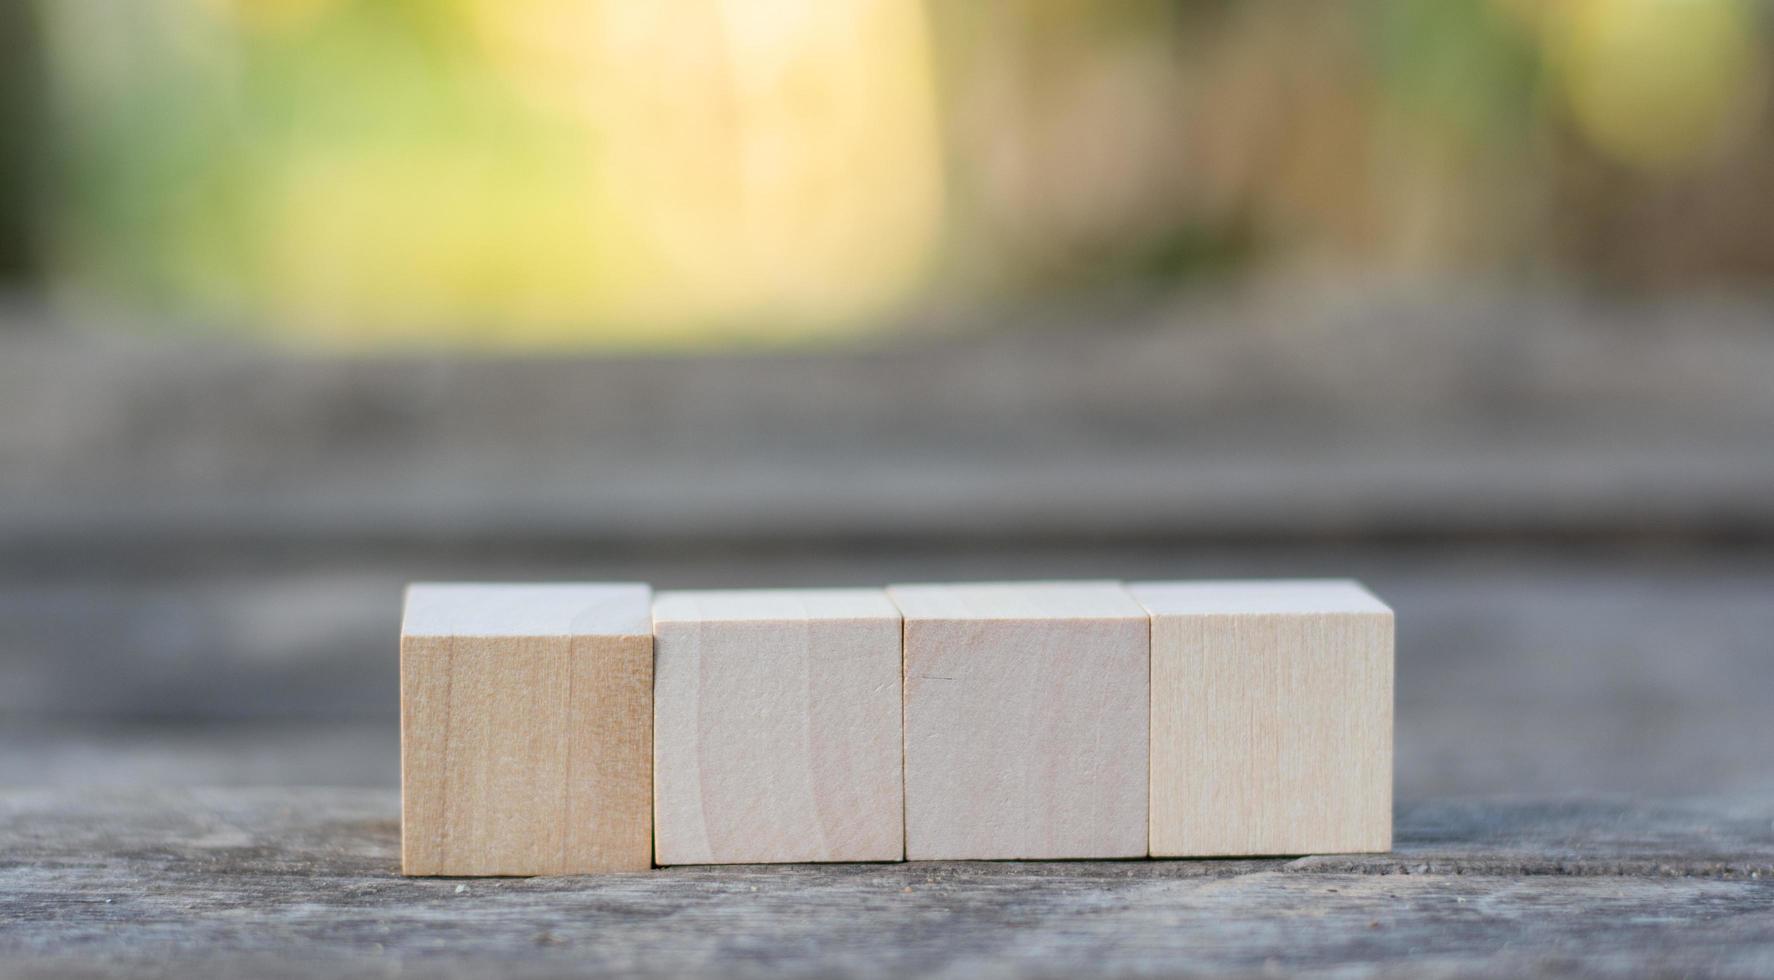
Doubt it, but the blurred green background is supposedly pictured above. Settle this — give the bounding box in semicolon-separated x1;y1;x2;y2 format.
3;0;1771;348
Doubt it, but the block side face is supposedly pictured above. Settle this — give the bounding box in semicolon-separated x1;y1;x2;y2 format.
1368;617;1396;853
1129;580;1391;617
903;617;1148;860
654;617;903;865
653;588;900;625
888;581;1144;622
1148;611;1393;857
400;635;449;875
1146;616;1198;860
652;620;708;865
402;583;652;638
400;634;576;876
566;633;654;873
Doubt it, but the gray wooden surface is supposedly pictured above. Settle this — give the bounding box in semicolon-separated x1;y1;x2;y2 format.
2;789;1771;978
6;288;1774;562
4;291;1772;975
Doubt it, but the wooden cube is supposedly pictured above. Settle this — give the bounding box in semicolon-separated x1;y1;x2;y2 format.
888;581;1149;860
652;589;904;864
1128;579;1393;857
400;583;653;876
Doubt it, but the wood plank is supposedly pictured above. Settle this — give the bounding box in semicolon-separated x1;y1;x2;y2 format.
3;789;1772;979
651;588;904;864
400;583;652;875
1130;580;1393;856
887;581;1149;860
11;290;1774;562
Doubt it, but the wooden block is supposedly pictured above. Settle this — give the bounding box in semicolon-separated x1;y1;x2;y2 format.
652;589;904;864
400;583;653;876
888;581;1149;860
1128;579;1393;857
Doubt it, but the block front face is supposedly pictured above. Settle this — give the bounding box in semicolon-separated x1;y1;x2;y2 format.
653;589;904;865
1131;580;1393;857
400;584;653;876
892;582;1150;861
563;633;654;871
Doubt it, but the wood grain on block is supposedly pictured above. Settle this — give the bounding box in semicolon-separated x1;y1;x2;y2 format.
888;581;1149;860
652;589;903;864
400;583;653;876
1129;579;1393;857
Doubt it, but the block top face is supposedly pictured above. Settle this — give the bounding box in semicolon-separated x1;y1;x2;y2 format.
1127;579;1391;618
652;588;900;624
887;581;1146;622
401;583;652;638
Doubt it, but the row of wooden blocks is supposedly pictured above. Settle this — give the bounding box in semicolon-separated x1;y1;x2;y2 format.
400;579;1393;875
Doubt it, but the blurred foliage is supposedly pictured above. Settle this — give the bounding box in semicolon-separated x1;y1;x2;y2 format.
1368;0;1542;146
35;0;942;345
10;0;1774;346
0;0;46;280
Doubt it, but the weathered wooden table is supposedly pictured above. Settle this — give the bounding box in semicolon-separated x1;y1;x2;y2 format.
3;789;1772;977
4;293;1773;975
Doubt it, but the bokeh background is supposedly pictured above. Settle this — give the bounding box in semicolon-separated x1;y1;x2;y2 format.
2;0;1771;801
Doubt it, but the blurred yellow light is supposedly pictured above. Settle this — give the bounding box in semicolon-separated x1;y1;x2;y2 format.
1550;0;1766;172
62;0;944;348
371;0;947;347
